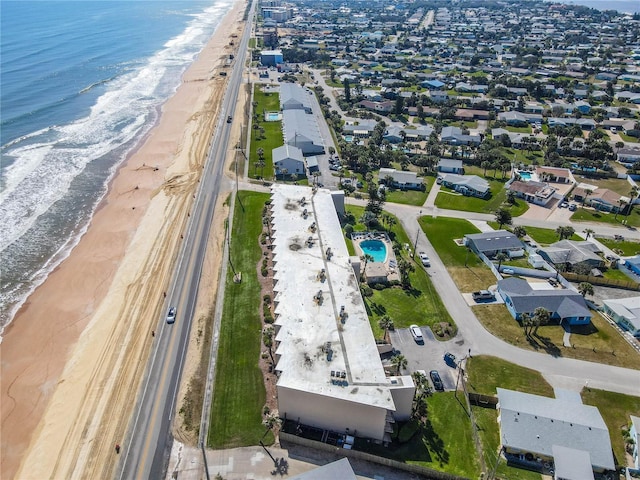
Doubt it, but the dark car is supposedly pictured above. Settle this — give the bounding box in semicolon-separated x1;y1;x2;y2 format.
430;370;444;391
444;352;457;367
166;306;176;324
227;115;233;123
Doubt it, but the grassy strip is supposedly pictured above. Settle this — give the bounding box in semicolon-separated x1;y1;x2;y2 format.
355;393;480;479
581;388;640;465
473;306;640;369
521;225;582;245
420;216;497;291
570;208;640;228
466;355;554;397
598;237;640;256
208;191;273;448
248;86;284;180
345;205;454;338
385;188;429;206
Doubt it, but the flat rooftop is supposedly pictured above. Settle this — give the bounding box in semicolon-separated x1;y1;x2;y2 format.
270;184;397;410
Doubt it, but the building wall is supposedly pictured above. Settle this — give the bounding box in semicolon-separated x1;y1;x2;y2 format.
278;385;388;440
389;382;414;421
275;158;304;175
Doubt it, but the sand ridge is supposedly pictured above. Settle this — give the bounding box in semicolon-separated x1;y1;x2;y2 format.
1;1;246;478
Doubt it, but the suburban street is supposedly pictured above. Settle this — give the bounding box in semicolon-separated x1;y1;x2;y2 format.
116;5;254;479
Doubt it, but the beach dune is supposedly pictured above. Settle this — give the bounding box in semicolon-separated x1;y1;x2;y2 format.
0;1;245;478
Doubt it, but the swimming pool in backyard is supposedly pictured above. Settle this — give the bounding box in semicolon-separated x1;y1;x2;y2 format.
359;239;387;262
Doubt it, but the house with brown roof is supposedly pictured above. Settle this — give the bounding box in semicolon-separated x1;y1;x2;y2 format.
509;180;558;207
572;187;628;213
535;166;575;185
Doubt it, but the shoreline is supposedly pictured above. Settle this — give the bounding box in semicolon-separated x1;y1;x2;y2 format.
0;1;245;477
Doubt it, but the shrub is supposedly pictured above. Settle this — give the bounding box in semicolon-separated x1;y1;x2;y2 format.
398;419;420;443
261;268;268;277
263;294;271;304
372;283;387;290
360;285;373;297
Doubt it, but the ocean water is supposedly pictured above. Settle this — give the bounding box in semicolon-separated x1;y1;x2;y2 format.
0;0;234;334
546;0;640;13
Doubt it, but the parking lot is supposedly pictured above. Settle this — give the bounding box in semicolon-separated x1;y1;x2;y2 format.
388;326;472;392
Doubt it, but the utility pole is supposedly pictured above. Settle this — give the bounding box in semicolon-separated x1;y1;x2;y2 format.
412;210;422;259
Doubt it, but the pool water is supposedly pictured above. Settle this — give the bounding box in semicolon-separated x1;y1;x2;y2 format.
360;240;387;262
518;171;532;180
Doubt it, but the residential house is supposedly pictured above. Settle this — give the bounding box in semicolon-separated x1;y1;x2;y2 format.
437;158;464;174
260;49;284;66
464;230;525;258
357;100;395;113
343;120;377;139
508;180;558;207
273;144;305;176
573;187;627;213
280;83;313;113
537;240;604;272
498;111;543;126
618;148;640;165
379;168;423;190
441;173;490;198
496;388;614;474
497;277;592;325
602;297;640;338
282;109;325;156
536;166;574;184
440;126;481;146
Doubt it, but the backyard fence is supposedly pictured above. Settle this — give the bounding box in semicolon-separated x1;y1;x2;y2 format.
562;272;640;291
468;393;498;409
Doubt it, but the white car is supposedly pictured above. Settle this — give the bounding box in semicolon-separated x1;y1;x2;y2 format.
418;252;430;267
410;325;424;343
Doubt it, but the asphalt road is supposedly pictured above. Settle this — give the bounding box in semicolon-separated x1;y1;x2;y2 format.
117;6;253;480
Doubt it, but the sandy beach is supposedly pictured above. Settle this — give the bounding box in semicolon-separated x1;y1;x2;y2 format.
0;1;245;478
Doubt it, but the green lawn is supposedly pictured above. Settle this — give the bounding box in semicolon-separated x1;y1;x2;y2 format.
598;237;640;256
570;177;637;197
248;86;284;180
620;133;640;143
523;225;582;245
434;168;528;217
571;207;640;228
500;148;544;165
472;306;640;369
385;188;429;206
345;205;454;339
466;356;554;397
505;125;532;134
420;216;497;292
356;393;480;479
582;388;640;466
208;191;274;448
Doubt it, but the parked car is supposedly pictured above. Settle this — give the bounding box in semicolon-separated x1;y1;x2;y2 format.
418;252;430;267
430;370;444;391
166;306;177;324
559;201;569;208
568;203;577;211
227;115;233;123
410;325;424;344
444;352;457;367
472;290;494;302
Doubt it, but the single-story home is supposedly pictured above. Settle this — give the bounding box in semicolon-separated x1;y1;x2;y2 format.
465;230;524;258
618;148;640;165
497;277;591;325
440;126;481;145
441;173;490;198
602;297;640;337
437;158;464;174
537;240;604;271
536;166;574;184
379;167;423;190
572;187;627;213
497;388;614;474
508;180;557;207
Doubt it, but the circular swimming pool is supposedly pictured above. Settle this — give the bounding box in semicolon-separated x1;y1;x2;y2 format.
360;239;387;262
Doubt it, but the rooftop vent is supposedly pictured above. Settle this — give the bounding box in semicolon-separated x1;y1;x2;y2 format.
309;222;316;232
317;268;326;282
306;236;314;247
302;208;308;219
313;290;324;305
299;196;306;206
326;247;333;260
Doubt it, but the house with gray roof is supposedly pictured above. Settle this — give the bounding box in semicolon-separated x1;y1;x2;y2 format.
437;158;464;174
497;388;614;474
602;296;640;337
440;126;481;145
497;277;591;325
508;180;558;207
280;83;313;113
465;230;524;258
441;173;490;198
537;240;604;271
273;144;305;177
282;110;325;156
379;168;423;190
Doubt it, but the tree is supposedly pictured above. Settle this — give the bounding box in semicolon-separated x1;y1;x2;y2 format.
583;228;594;239
532;307;550;335
495;252;509;270
263;326;275;363
506;190;517;205
361;253;374;282
378;315;395;342
513;225;527;238
398;257;415;290
521;312;532;338
578;282;594;298
391;353;408;374
627;187;639;222
343;78;351;103
495;208;513;229
556;225;575;240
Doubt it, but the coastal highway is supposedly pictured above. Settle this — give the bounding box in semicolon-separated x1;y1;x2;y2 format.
117;5;254;479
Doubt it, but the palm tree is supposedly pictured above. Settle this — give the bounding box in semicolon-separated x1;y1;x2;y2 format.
521;312;532;338
495;252;509;270
263;326;275;363
556;225;575;240
378;315;395;342
481;160;490;176
578;282;594;298
513;225;527;238
532;307;550;336
627;187;639;222
495;208;513;229
391;353;408;374
583;228;594;239
616;199;627;220
361;253;374;282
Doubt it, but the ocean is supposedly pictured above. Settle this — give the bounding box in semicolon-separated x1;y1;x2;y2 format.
546;0;640;13
0;0;234;335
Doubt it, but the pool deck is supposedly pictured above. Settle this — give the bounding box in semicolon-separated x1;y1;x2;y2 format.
352;231;400;283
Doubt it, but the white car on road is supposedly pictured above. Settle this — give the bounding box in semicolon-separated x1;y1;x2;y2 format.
410;324;424;344
418;252;430;267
